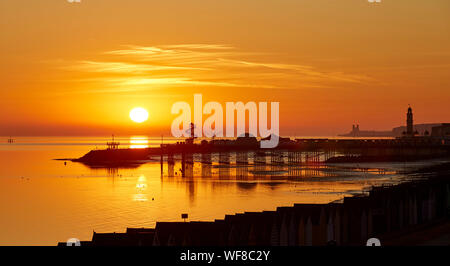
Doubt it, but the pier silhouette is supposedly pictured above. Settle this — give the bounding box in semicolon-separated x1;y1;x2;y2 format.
72;135;450;172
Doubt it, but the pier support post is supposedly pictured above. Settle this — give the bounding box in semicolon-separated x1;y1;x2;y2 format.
186;153;193;165
288;151;294;165
160;153;163;175
270;150;284;165
202;163;212;177
201;153;212;164
219;152;230;165
181;152;186;177
168;153;174;164
236;152;248;165
254;151;267;165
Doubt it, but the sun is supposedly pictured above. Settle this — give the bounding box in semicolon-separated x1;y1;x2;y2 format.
129;107;149;123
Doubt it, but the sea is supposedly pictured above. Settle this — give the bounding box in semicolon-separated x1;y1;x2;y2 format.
0;136;447;245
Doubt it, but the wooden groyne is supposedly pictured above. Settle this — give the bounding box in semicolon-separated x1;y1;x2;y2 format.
60;172;450;246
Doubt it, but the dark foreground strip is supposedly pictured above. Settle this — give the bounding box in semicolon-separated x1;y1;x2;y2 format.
0;246;448;265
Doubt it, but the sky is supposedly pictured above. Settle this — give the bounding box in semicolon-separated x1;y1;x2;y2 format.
1;0;449;136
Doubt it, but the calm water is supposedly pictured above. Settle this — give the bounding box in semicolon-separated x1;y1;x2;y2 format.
0;136;445;245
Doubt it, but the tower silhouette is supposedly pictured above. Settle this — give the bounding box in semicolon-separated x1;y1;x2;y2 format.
406;105;413;136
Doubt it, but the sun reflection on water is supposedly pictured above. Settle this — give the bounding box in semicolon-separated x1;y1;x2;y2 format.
129;136;149;149
133;175;148;202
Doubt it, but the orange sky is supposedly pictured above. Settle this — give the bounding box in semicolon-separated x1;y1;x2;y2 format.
1;0;449;136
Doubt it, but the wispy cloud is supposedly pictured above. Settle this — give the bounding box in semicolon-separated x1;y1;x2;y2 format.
162;44;234;50
70;61;208;73
66;44;372;93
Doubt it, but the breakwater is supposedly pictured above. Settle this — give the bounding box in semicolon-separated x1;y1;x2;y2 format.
60;167;450;246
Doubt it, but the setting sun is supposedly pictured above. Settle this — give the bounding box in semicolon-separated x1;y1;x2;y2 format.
129;107;149;123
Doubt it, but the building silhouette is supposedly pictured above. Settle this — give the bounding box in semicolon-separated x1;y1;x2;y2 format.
339;105;447;138
431;124;450;138
338;124;392;137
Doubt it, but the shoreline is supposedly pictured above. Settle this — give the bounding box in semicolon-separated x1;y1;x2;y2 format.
326;155;450;163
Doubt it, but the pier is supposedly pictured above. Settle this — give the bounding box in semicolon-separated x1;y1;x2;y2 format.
72;135;450;169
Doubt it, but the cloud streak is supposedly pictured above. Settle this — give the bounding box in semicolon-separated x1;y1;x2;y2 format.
66;44;372;93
